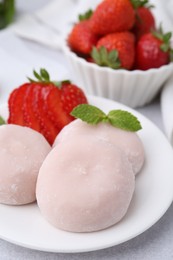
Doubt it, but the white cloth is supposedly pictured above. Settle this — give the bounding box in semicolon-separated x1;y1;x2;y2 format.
12;0;100;50
161;76;173;145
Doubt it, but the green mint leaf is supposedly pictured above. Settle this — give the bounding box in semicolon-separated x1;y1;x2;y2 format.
71;104;142;132
0;116;6;125
108;110;142;131
40;68;50;82
71;104;107;124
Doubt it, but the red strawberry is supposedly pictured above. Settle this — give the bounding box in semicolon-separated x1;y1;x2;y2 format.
131;0;155;40
8;83;29;126
23;84;40;131
44;86;71;129
33;84;60;145
60;81;88;120
68;19;98;55
90;0;135;36
136;30;172;70
8;69;88;145
91;32;135;70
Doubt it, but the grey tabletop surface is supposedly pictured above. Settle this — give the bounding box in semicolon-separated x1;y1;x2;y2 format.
0;0;173;259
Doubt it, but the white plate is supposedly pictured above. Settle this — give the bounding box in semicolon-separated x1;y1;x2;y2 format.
0;95;173;253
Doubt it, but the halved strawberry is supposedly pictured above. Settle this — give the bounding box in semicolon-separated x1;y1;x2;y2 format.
45;87;72;129
7;69;88;145
23;84;40;131
32;84;59;145
61;82;88;120
8;83;29;125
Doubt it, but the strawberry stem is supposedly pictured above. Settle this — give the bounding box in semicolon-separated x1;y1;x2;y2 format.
152;27;172;53
28;68;51;83
130;0;154;9
78;9;93;21
91;46;121;69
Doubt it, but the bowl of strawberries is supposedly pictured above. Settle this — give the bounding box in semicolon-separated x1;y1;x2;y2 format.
63;0;173;108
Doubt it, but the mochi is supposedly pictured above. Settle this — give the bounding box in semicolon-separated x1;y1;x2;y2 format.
54;119;144;175
0;124;51;205
36;137;135;232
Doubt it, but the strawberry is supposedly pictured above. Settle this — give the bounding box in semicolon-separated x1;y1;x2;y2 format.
8;69;88;144
91;32;135;70
90;0;135;36
33;84;60;145
8;83;29;126
131;0;155;40
23;84;40;131
68;10;98;55
60;81;88;120
44;86;72;129
136;29;173;70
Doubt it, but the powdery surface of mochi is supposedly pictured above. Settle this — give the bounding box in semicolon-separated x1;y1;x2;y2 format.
37;137;135;233
0;124;51;205
54;119;144;175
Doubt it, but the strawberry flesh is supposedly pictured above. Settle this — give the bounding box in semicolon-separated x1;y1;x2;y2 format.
8;83;28;125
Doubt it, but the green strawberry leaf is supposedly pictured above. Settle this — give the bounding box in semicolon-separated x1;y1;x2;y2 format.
91;46;121;69
152;27;172;54
91;47;102;65
28;68;51;83
71;104;142;132
33;70;43;81
160;43;170;52
40;68;50;82
130;0;151;9
163;32;172;42
108;110;142;132
0;116;6;125
170;50;173;62
71;104;107;124
54;80;71;88
108;50;121;69
78;9;93;21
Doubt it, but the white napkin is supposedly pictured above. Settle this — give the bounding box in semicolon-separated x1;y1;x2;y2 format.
161;76;173;146
12;0;101;50
12;0;83;50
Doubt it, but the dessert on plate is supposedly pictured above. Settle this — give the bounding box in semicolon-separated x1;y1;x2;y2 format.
0;124;51;205
36;104;144;232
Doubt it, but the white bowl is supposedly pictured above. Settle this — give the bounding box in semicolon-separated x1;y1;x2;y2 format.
63;43;173;108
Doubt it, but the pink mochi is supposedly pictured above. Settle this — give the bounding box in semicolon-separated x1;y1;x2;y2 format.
36;137;135;233
53;119;145;175
0;124;51;205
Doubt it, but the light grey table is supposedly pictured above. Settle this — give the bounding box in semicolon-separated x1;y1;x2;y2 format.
0;1;173;259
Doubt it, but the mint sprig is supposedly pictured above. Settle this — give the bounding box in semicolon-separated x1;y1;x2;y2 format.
71;104;142;132
0;116;6;125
